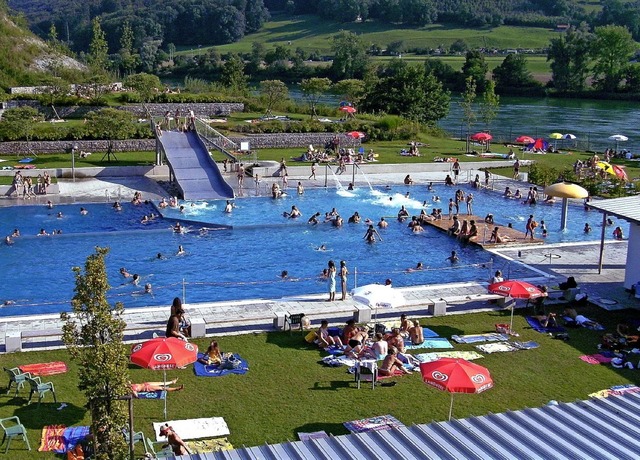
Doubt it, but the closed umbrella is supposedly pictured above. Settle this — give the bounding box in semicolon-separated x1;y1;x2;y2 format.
488;280;547;331
130;337;199;419
420;358;493;420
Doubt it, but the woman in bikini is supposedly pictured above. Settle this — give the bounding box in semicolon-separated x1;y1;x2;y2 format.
379;347;412;376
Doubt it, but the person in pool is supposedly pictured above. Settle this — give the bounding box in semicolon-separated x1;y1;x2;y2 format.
308;212;321;225
447;251;459;263
283;205;301;218
377;217;388;228
363;225;382;243
406;262;424;272
177;245;185;255
120;267;132;278
224;200;234;213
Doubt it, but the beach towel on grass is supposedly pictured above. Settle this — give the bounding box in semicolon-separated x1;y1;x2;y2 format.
38;425;66;452
193;353;248;377
19;361;68;376
404;338;453;350
322;355;357;367
324;345;346;355
451;333;509;344
344;415;404;434
415;351;484;363
185;438;233;453
511;341;539;350
589;384;640;399
525;316;566;333
135;390;167;399
580;354;613;365
62;426;90;453
476;342;519;354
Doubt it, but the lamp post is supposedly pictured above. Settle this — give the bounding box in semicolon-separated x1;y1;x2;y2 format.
72;144;78;182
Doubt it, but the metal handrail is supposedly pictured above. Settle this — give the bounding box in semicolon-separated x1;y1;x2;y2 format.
194;117;238;161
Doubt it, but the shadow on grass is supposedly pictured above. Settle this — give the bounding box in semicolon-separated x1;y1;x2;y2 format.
265;330;318;351
310;380;352;391
294;421;349;438
14;402;86;429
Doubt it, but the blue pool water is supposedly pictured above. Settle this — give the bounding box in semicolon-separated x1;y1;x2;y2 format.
0;184;626;317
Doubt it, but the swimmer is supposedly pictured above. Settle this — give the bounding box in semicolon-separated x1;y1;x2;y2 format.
46;200;53;209
427;182;433;191
144;283;153;294
224;200;234;213
363;225;382;243
446;250;459;263
319;268;329;280
177;245;185;255
158;198;168;208
113;201;122;211
37;228;49;236
433;196;440;202
120;267;132;278
316;245;327;251
141;215;150;224
3;300;15;306
173;222;183;233
584;223;592;233
156;253;164;259
406;262;424;272
377;217;388;228
132;274;140;286
283;205;301;219
308;212;321;225
57;212;63;218
297;182;304;194
80;207;88;215
11;229;20;237
4;236;13;245
280;270;289;279
179;205;185;213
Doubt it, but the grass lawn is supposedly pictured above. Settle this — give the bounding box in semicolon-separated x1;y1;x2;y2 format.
0;305;638;459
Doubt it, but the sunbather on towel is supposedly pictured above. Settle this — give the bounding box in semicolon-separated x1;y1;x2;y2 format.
564;308;602;330
130;379;184;397
379;347;412;376
533;313;557;328
409;320;424;345
317;320;343;349
344;327;369;358
199;340;223;365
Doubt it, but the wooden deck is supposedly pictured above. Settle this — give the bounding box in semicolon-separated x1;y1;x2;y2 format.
423;215;545;249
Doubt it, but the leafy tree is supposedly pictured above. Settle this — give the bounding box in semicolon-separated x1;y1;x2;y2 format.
623;63;640;92
424;59;459;90
449;39;468;54
89;17;109;72
461;50;488;93
124;73;161;103
590;25;636;92
119;21;140;75
333;79;366;106
86;108;138;153
459;76;477;140
60;247;130;460
421;70;451;126
492;54;540;92
547;29;592;92
48;23;58;43
221;54;248;94
479;80;499;132
259;80;289;116
402;0;437;26
330;30;369;80
0;107;44;143
300;77;331;119
248;41;266;73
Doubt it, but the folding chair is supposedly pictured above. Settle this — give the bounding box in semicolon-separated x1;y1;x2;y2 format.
355;360;378;389
4;368;30;397
146;437;173;459
284;313;305;335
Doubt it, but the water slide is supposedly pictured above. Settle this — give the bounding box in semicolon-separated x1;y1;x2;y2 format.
158;130;234;200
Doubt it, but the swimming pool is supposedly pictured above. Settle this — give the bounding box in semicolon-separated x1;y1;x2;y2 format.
0;184;625;317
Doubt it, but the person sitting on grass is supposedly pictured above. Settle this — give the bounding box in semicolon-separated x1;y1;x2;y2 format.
317;320;343;349
379;347;412;376
533;313;557;328
408;320;424;345
199;340;223;365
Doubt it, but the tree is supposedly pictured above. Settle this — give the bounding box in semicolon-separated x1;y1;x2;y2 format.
124;73;161;103
492;54;540;92
421;70;451;126
590;25;636;92
461;50;488;93
221;54;248;94
459;76;477;141
333;79;366;106
330;30;369;80
479;80;499;132
300;77;331;119
61;247;130;460
259;80;289;116
38;75;71;111
0;107;43;143
89;17;109;72
86;108;138;155
547;29;592;92
119;21;140;76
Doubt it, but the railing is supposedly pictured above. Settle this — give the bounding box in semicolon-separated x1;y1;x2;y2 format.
194;117;238;161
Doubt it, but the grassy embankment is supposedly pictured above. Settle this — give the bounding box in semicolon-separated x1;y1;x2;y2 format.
0;304;638;459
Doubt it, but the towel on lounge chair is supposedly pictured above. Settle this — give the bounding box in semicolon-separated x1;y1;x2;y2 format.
193;353;248;377
38;425;66;452
19;361;68;376
525;316;566;333
404;338;453;350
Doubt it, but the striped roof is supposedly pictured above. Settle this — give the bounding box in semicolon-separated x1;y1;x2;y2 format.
171;392;640;460
587;196;640;224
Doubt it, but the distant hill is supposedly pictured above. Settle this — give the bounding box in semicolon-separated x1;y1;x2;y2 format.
0;4;85;91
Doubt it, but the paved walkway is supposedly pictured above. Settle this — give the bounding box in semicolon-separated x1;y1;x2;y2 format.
1;164;636;353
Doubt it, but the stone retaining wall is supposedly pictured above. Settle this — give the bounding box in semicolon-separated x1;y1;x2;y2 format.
234;133;360;149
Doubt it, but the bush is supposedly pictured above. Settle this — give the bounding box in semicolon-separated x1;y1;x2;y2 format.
527;163;559;187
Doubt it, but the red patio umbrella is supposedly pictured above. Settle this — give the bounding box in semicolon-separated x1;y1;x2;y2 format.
470;132;492;142
420;358;493;420
515;135;534;144
488;280;547;331
130;337;198;418
345;131;365;139
339;106;357;114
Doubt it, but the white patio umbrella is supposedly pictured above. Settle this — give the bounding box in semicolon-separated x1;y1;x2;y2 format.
609;134;628;153
351;284;405;320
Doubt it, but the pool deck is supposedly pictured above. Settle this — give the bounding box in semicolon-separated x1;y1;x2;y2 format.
422;214;545;248
0;163;637;353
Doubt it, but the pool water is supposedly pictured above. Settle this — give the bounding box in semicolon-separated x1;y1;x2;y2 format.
0;184;625;317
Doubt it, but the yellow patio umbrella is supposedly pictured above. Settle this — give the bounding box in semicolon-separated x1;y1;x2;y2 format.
596;161;629;181
549;132;563;150
544;182;588;230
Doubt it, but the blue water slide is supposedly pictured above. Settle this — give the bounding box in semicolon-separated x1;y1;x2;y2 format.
158;130;234;200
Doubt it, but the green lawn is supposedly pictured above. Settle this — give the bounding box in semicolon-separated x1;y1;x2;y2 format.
0;305;638;459
181;14;557;57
